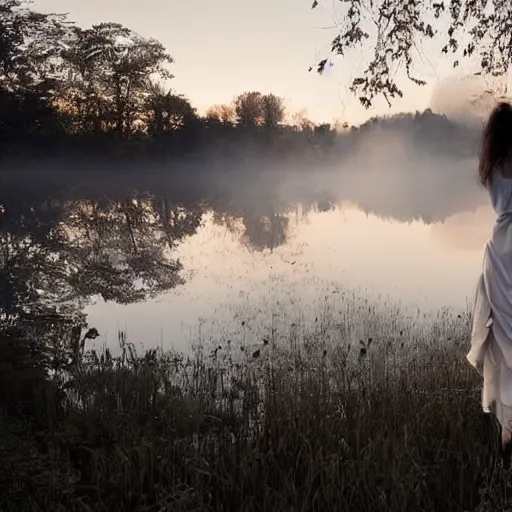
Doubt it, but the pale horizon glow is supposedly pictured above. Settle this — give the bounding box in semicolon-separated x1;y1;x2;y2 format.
34;0;477;125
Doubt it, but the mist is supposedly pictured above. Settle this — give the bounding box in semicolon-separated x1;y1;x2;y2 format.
2;103;488;231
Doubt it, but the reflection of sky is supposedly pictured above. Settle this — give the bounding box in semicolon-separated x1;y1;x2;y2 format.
429;204;495;251
86;202;493;352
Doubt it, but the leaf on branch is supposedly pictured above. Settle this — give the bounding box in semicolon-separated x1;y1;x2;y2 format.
319;0;512;108
359;97;371;109
317;58;328;74
432;2;445;18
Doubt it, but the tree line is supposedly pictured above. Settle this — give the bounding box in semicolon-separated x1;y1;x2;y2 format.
0;0;346;160
0;0;481;163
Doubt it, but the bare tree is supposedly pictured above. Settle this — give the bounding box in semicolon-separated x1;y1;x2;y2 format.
291;109;315;132
206;103;237;125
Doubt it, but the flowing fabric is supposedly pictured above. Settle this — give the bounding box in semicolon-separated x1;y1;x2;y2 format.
468;171;512;428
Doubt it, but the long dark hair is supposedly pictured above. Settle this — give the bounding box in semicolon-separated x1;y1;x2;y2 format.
479;102;512;187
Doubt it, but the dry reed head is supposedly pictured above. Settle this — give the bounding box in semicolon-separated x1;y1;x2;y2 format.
0;303;507;512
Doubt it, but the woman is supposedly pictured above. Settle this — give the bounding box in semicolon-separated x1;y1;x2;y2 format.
468;101;512;469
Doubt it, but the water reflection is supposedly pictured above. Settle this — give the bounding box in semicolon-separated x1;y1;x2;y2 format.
429;205;495;251
1;163;496;352
0;194;203;325
86;201;494;352
213;209;291;251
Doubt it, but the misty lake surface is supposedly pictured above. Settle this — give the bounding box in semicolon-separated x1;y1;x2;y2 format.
86;200;496;353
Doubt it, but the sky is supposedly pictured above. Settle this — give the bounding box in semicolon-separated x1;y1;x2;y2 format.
34;0;468;125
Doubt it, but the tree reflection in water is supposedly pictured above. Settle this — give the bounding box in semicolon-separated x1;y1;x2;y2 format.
0;186;338;346
0;194;204;327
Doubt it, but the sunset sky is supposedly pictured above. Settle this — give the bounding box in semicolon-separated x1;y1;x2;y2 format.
35;0;472;125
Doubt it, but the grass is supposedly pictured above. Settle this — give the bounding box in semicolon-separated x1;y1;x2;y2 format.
1;301;512;512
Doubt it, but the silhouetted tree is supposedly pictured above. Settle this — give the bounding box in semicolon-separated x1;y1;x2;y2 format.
0;0;71;88
261;94;285;129
59;22;173;137
146;83;197;134
314;123;336;148
234;91;264;127
0;0;71;146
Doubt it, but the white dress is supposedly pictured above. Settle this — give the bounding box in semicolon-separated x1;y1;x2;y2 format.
468;171;512;430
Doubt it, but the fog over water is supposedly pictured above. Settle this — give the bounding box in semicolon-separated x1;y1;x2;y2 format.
3;86;495;352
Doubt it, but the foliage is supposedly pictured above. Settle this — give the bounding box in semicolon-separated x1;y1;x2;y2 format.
145;82;198;134
0;0;72;142
312;0;512;107
0;0;71;89
233;91;286;128
58;22;174;135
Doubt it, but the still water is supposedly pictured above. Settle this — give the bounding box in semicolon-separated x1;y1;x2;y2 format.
86;201;496;352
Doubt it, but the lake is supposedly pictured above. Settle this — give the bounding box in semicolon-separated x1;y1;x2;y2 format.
86;199;496;353
3;152;494;353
